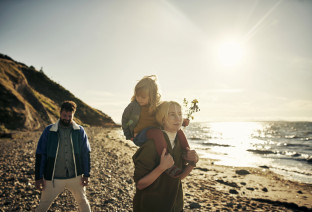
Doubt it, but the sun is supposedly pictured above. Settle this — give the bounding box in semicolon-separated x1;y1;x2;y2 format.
217;41;244;67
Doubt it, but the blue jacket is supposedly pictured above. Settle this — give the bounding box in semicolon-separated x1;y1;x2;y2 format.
35;120;91;181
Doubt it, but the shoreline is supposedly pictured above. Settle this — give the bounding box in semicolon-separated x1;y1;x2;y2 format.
193;148;312;186
0;127;311;211
187;157;312;210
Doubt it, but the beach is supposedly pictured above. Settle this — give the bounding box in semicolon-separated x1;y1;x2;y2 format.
0;127;311;211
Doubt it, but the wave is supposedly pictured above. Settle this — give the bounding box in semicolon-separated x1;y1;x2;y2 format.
202;142;232;147
188;137;206;141
247;149;312;164
272;166;312;176
285;143;311;148
285;135;301;139
284;135;312;141
280;156;312;164
247;149;275;155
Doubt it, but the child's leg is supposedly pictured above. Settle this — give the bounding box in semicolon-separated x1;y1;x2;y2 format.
146;128;167;155
177;129;190;149
177;129;196;166
133;127;154;146
146;128;183;178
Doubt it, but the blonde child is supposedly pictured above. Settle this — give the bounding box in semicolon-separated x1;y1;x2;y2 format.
122;75;160;145
122;75;191;177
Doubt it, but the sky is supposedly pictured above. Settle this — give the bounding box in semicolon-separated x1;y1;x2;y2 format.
1;0;312;123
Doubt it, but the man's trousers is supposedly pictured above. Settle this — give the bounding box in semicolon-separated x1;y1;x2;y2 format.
36;176;91;212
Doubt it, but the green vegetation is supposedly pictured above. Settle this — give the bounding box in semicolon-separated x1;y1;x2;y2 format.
0;53;116;130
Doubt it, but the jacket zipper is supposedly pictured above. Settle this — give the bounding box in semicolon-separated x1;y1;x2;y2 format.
70;132;78;177
51;133;60;187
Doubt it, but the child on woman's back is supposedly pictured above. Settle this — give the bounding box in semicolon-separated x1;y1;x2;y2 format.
122;75;191;177
122;75;160;145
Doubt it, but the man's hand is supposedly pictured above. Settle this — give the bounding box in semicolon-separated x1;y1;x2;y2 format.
35;179;46;191
81;176;89;186
185;147;199;164
159;148;174;171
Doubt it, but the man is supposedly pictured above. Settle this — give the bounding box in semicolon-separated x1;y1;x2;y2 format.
35;101;91;211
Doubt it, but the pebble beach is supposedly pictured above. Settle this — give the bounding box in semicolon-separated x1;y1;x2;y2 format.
0;127;311;211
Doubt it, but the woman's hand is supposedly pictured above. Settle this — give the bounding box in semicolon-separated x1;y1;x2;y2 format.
136;148;174;190
159;148;174;171
185;147;199;164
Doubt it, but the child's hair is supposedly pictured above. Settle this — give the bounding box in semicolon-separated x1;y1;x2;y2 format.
155;101;181;126
131;75;161;113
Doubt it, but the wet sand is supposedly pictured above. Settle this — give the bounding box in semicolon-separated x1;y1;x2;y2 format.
0;127;311;211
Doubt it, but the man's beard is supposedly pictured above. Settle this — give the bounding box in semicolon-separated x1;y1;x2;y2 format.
60;119;72;127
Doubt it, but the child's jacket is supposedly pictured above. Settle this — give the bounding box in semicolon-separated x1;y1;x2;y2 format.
122;100;141;140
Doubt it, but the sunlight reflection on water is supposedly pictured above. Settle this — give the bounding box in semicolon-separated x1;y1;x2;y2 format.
186;122;270;167
184;121;312;183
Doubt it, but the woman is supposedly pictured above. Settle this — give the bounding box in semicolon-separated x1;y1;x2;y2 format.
132;101;199;212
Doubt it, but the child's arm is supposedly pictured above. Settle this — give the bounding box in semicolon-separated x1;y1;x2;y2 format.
184;147;199;164
178;147;199;180
177;164;194;180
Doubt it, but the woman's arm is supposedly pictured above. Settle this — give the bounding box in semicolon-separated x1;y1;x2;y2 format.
136;148;174;190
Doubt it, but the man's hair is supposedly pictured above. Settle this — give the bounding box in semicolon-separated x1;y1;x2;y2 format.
61;101;77;113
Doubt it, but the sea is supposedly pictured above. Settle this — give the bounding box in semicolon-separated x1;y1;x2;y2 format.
183;121;312;184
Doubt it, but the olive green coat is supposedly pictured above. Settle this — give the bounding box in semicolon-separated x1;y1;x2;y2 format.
132;132;185;212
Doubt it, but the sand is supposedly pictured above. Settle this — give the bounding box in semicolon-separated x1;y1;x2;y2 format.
0;127;311;211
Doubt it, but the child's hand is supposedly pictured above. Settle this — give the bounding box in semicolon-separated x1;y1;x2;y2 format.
159;148;174;171
185;147;199;164
182;118;190;127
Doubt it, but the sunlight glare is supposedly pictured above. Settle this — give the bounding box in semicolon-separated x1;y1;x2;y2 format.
205;122;264;167
217;41;244;67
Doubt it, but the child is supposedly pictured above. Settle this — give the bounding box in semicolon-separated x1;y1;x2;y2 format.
122;75;191;177
122;75;160;145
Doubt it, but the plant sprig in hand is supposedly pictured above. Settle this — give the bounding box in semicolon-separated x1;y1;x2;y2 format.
183;98;200;120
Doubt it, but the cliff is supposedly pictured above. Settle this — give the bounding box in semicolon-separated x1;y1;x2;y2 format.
0;53;116;132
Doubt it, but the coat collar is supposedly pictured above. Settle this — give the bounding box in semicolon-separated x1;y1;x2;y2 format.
49;120;80;132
